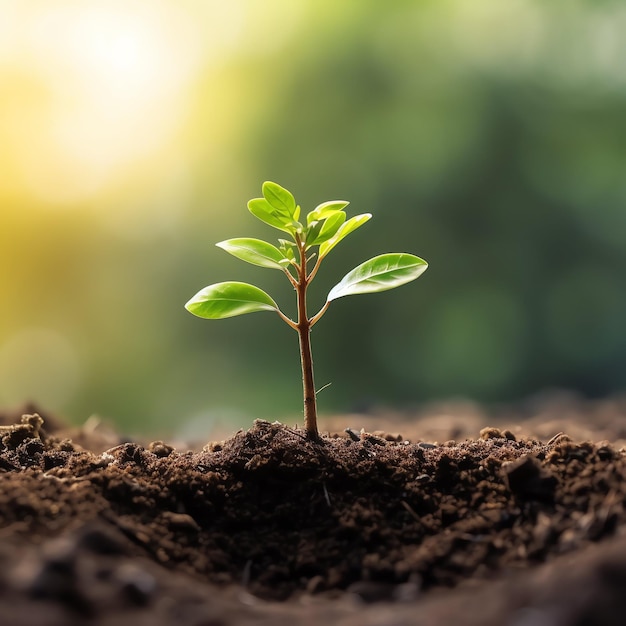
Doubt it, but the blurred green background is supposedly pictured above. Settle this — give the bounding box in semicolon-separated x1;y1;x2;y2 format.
1;0;625;436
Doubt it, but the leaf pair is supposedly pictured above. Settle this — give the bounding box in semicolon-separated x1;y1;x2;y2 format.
186;252;428;320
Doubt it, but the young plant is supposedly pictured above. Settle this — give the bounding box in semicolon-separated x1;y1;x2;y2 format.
185;182;428;439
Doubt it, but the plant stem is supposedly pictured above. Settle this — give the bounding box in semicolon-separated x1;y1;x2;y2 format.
296;240;319;439
298;317;318;439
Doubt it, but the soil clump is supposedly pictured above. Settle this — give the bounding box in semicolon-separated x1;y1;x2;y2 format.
1;399;626;625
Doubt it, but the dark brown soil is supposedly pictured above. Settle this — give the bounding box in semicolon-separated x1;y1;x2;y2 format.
2;398;626;625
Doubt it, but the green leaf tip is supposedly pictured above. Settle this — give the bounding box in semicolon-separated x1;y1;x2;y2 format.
185;281;278;319
327;253;428;301
307;200;350;224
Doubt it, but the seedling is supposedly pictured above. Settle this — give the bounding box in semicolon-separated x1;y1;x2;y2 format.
185;182;428;439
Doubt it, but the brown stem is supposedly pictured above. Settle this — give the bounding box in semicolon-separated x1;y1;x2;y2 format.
296;240;319;439
306;253;323;283
298;317;318;439
309;300;330;328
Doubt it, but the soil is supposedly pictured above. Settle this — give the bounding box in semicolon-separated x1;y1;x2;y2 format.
2;395;626;625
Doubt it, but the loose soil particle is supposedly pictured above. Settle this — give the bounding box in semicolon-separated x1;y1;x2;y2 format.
1;403;626;625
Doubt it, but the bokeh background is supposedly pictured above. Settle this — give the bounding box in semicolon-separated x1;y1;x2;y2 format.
2;0;626;436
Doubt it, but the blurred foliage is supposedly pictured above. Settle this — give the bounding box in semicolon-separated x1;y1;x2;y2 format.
1;0;626;435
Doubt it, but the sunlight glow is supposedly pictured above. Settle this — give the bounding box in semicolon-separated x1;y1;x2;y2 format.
0;1;207;207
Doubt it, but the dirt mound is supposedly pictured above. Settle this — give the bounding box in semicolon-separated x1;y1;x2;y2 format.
1;409;626;625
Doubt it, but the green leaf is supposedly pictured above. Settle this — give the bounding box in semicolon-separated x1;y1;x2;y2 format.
262;181;297;218
307;200;349;224
185;281;279;319
319;213;372;258
216;238;287;270
308;211;346;246
327;253;428;301
247;198;294;233
304;220;324;246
